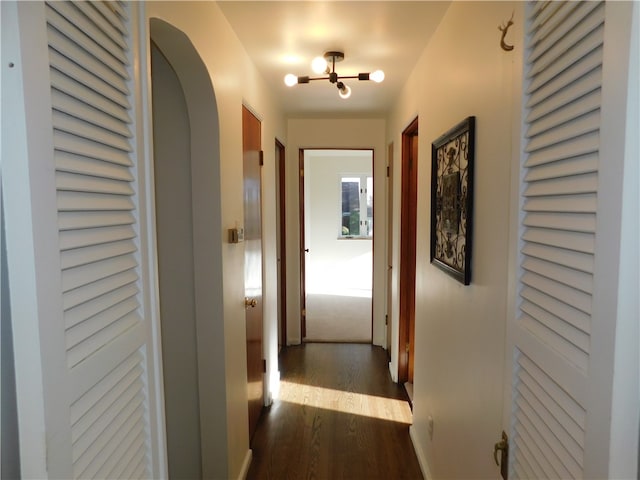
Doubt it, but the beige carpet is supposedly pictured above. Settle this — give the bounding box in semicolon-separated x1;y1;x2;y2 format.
305;293;372;342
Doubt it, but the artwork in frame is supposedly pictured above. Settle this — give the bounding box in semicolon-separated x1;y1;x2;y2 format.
430;116;475;285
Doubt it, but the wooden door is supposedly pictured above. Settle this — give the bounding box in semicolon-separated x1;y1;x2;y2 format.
386;143;394;358
399;118;418;384
242;106;263;441
298;149;307;339
276;140;286;351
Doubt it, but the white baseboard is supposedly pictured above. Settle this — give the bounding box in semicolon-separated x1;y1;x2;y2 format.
238;449;252;480
410;425;433;480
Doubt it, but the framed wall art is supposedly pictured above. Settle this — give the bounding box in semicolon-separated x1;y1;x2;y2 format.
430;116;475;285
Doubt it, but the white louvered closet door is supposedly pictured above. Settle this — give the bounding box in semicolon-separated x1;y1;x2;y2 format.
46;2;152;478
510;2;605;479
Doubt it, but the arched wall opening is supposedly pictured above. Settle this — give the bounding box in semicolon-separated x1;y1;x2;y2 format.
149;18;229;479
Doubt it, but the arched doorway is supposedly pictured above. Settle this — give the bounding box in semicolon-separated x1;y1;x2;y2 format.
149;19;227;479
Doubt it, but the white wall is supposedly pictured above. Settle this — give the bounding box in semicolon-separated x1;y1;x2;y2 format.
286;119;386;346
145;3;286;478
386;2;522;477
305;151;373;296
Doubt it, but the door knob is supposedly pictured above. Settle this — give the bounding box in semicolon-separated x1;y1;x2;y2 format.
304;248;310;253
245;297;257;308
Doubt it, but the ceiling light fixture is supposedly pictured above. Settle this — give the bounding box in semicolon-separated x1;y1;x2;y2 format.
284;51;384;99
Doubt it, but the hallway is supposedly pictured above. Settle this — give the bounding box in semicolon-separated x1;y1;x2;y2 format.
247;343;422;479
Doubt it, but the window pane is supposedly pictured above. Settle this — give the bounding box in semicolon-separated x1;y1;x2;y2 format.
366;176;373;236
341;178;360;236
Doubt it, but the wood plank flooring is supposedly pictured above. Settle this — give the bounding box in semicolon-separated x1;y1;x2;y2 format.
247;343;423;479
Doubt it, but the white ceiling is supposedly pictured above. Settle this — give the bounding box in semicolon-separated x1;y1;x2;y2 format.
217;1;451;117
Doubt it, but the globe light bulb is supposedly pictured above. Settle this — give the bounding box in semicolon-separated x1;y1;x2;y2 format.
338;84;352;99
284;74;298;87
370;70;385;83
311;56;328;74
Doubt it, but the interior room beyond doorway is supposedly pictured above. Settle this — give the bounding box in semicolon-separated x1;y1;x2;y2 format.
303;149;373;343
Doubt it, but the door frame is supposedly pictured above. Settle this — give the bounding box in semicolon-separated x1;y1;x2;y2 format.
398;117;418;384
299;148;375;343
386;142;394;359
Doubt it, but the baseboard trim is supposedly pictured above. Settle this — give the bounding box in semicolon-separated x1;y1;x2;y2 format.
410;425;433;480
238;449;252;480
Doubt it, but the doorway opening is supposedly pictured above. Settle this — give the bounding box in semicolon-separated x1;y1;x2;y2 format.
398;118;418;397
300;149;374;343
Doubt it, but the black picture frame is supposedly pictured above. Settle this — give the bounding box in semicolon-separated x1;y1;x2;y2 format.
430;116;475;285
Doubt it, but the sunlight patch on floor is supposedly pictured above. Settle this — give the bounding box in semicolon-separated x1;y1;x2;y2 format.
276;380;413;425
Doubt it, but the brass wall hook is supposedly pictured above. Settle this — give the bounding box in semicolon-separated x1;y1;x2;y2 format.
498;11;515;51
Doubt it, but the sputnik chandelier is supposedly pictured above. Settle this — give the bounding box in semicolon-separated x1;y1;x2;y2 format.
284;51;384;99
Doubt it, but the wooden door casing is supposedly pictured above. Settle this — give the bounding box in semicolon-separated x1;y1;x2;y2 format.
399;118;418;384
242;106;263;441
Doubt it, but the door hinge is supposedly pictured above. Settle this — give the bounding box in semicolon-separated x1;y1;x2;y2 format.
262;359;267;373
385;314;388;326
405;342;410;353
302;308;306;317
493;430;509;480
386;165;390;177
259;150;264;166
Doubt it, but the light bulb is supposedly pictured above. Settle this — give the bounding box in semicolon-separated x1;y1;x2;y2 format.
311;56;328;74
370;70;385;83
284;74;298;87
338;84;352;99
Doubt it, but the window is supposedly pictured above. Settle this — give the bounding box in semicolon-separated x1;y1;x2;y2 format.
340;175;373;237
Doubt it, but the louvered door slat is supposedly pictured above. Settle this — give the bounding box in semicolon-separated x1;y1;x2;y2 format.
71;365;142;443
62;254;137;292
526;48;602;108
98;427;144;480
56;171;134;195
54;130;132;166
49;58;131;114
525;110;600;151
521;243;594;273
69;353;141;425
523;257;593;293
525;130;599;167
71;2;127;49
526;89;601;137
62;270;138;311
55;152;133;181
52;90;132;138
72;380;142;459
61;239;136;270
528;15;604;81
57;191;134;211
521;228;594;253
524;153;598;181
58;211;134;231
521;272;592;314
523;212;596;233
53;112;132;152
66;298;139;350
524;171;598;196
524;193;597;213
46;7;129;83
527;69;601;124
518;370;585;446
529;2;601;62
521;287;591;333
517;382;584;464
92;1;127;33
49;2;127;63
65;284;138;330
59;225;135;250
515;417;565;478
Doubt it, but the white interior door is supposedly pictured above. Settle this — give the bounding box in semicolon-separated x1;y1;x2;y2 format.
505;2;637;478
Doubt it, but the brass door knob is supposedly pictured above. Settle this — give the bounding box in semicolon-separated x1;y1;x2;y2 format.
245;297;257;308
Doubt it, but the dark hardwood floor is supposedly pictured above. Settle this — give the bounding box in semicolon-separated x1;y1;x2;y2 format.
247;343;423;479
